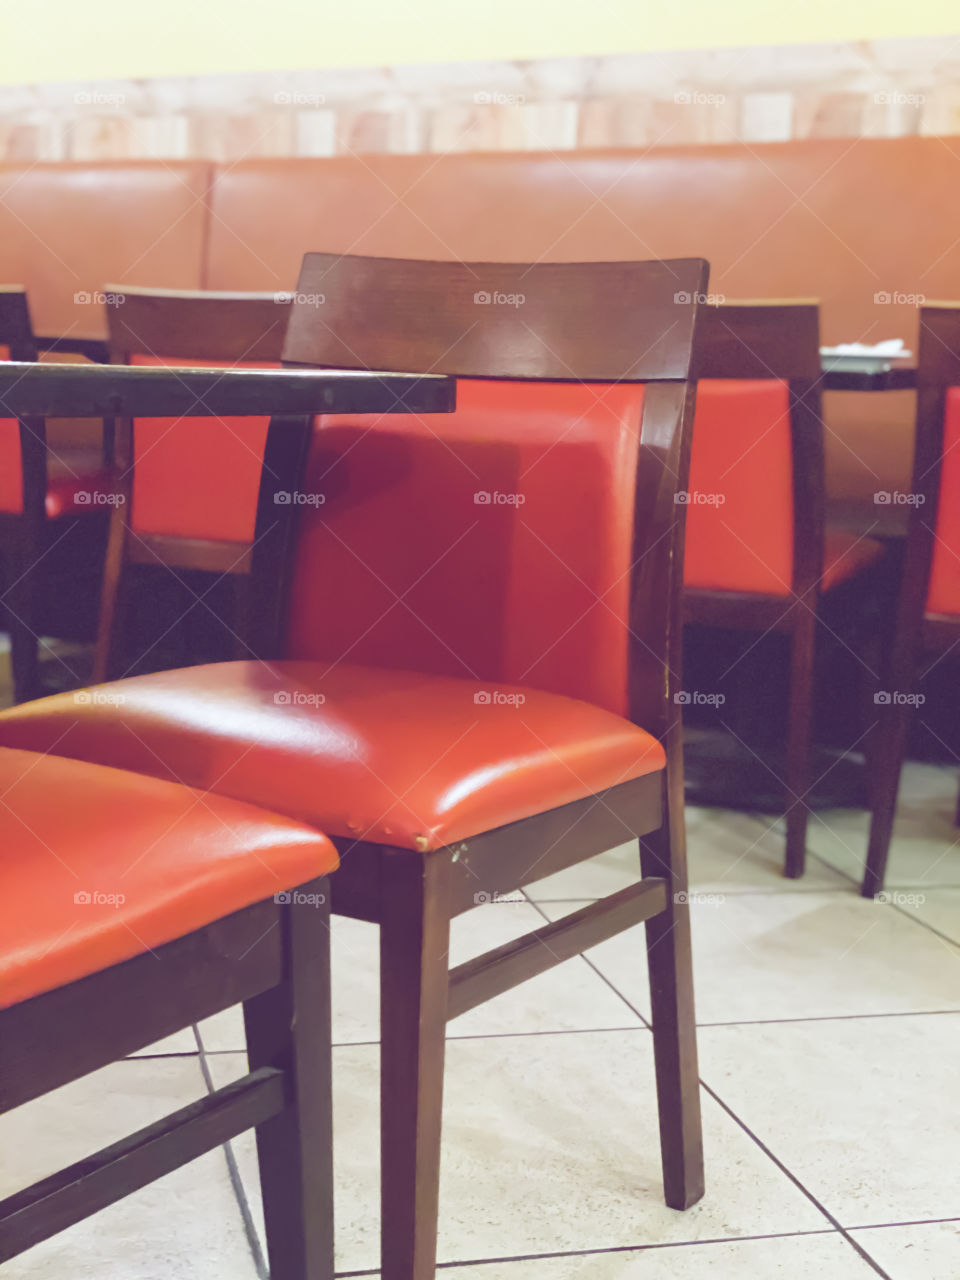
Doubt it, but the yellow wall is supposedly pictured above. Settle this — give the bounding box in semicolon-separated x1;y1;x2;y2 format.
4;0;958;84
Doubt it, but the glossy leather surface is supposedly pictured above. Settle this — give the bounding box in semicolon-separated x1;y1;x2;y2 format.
684;380;794;594
128;355;274;542
0;663;666;853
289;378;645;717
926;386;960;616
0;746;337;1008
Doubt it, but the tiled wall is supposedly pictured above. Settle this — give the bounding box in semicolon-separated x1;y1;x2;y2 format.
2;36;958;162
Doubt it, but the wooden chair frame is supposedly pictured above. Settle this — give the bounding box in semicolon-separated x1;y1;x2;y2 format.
95;286;295;683
285;253;708;1278
862;303;960;896
0;876;333;1278
684;301;830;878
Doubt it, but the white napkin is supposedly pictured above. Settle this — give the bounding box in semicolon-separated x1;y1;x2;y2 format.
820;339;912;358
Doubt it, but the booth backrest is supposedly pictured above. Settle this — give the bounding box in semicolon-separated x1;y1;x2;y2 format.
0;162;212;341
7;139;960;511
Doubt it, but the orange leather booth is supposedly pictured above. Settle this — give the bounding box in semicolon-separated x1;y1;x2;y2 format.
4;137;958;521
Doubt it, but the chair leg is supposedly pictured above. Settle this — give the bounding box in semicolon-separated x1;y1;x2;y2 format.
243;878;334;1280
784;612;816;879
5;534;40;704
862;703;912;898
379;848;452;1280
91;505;127;684
638;768;704;1210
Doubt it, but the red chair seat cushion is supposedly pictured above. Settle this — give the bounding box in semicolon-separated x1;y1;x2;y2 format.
0;663;666;853
0;746;337;1008
821;530;884;591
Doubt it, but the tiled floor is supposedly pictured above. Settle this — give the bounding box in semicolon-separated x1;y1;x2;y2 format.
2;752;959;1277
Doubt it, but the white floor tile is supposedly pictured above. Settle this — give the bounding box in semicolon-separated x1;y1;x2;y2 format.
850;1220;960;1279
541;890;960;1023
698;1015;960;1226
0;1058;256;1278
211;1028;829;1273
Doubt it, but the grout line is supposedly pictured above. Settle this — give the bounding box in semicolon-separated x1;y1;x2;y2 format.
192;1025;269;1280
848;1215;960;1232
332;1228;843;1276
698;1081;895;1280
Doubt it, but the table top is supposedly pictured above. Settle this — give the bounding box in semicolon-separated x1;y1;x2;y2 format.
0;361;457;418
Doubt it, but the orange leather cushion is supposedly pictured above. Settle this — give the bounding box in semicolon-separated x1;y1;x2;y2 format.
287;378;645;718
128;354;274;543
0;746;337;1009
0;417;21;514
926;387;960;616
684;379;794;595
0;663;665;853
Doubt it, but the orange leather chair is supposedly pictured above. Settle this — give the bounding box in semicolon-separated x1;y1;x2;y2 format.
95;286;293;682
0;252;711;1280
0;287;115;702
0;744;337;1276
861;303;960;895
684;302;884;876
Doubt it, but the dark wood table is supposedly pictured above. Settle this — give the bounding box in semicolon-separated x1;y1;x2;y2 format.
820;359;916;392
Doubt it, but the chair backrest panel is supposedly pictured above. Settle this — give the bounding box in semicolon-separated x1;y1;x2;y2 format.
683;301;822;598
283;254;707;382
108;289;291;545
280;254;708;726
0;288;39;517
285;378;645;716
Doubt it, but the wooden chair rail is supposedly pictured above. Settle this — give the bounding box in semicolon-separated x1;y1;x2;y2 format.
447;878;668;1020
0;1068;285;1262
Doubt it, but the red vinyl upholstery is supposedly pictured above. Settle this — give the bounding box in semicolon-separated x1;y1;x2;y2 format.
0;378;667;850
127;354;275;543
0;746;337;1008
926;387;960;617
685;379;883;596
0;664;665;853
